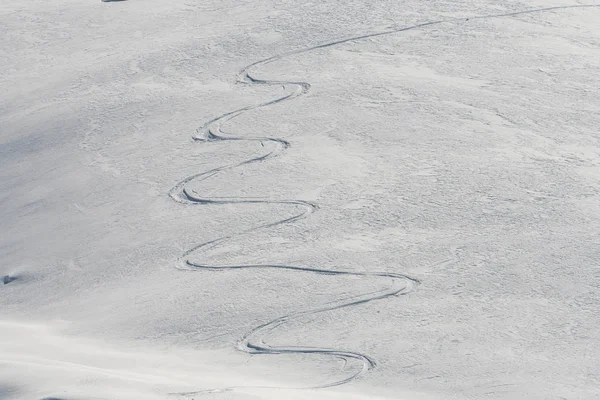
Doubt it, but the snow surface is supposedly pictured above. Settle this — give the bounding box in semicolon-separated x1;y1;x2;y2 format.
2;1;600;399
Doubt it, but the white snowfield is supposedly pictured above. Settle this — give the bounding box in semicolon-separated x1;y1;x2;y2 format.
1;1;600;399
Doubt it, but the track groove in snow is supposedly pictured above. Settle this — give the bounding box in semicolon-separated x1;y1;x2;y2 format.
168;4;599;395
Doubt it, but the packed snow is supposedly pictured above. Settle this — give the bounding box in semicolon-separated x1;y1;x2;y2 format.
2;1;600;399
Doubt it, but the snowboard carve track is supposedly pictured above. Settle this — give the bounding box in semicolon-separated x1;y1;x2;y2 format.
169;5;599;395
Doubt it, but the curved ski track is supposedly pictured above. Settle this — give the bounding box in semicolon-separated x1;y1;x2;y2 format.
169;5;599;395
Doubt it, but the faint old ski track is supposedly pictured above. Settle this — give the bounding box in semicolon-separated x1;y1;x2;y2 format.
169;5;599;395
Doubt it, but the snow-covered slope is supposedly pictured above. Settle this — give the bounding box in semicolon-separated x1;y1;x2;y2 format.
2;1;600;399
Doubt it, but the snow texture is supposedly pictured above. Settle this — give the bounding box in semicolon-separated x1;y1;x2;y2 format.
1;1;600;399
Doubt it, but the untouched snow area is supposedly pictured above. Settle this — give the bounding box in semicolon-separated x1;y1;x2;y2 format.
2;1;600;399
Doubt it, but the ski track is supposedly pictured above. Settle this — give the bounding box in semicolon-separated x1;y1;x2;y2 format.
168;5;599;396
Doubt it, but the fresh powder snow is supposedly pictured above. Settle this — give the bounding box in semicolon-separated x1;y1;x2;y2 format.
1;1;600;399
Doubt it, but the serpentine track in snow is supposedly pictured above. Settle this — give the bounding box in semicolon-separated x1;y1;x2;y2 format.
169;4;599;395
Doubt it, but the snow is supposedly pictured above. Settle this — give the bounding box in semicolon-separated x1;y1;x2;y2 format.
2;1;600;399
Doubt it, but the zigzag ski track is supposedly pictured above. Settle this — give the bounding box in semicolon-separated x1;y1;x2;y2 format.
169;4;599;396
